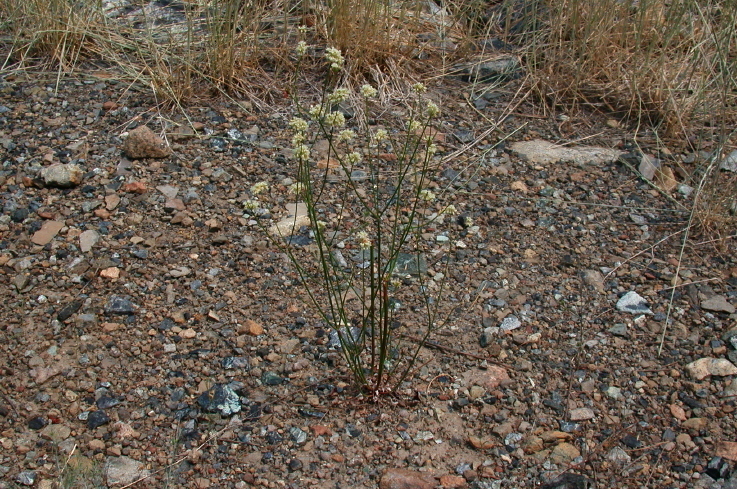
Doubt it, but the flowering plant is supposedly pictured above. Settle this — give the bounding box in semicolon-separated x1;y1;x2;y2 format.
269;45;457;396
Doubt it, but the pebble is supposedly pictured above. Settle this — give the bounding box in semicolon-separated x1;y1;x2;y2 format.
79;229;99;252
86;410;110;429
500;315;521;331
606;446;631;465
616;291;653;315
580;269;605;293
604;386;623;400
104;296;137;315
569;407;595;421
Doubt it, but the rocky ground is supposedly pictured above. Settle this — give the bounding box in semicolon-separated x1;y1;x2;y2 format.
0;66;736;489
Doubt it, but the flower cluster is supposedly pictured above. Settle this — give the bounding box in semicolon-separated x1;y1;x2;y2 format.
328;88;349;104
289;182;306;195
325;47;344;70
338;129;355;142
250;181;269;195
419;189;435;201
293;144;310;161
243;199;259;211
360;84;377;98
296;41;307;57
355;231;372;250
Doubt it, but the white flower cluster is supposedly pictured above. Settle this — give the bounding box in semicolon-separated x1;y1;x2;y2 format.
355;231;372;250
296;41;307;57
325;47;344;71
324;111;346;128
328;88;349;104
419;189;435;201
360;84;377;98
250;181;269;195
243;199;259;211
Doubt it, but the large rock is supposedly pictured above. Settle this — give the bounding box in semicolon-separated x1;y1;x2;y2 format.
511;139;622;166
122;125;171;159
40;163;83;188
105;456;150;486
379;468;435;489
686;358;737;380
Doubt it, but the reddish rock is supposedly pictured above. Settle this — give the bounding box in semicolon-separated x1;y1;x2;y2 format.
380;468;435;489
124;181;148;194
716;441;737;461
122;125;172;159
31;221;64;246
439;474;467;488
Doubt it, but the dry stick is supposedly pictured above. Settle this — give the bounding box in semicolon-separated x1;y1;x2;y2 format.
658;156;721;356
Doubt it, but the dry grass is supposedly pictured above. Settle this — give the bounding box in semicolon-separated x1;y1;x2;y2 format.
501;0;737;139
0;0;734;230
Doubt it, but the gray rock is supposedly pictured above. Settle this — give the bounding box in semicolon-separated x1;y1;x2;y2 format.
40;163;84;188
616;291;653;315
608;324;628;337
580;269;605;293
510;139;622;166
79;229;100;253
16;471;36;486
720;149;737;172
639;154;660;180
289;426;308;444
702;295;735;314
606;446;631;465
197;384;241;415
104;296;137;315
500;315;521;332
393;253;427;276
105;456;150;486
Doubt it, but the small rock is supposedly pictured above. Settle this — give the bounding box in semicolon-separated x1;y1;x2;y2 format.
682;417;708;431
122;125;171;159
439;474;467;488
241;319;264;336
701;295;735;314
604;386;623;400
380;468;435;489
686;358;737;380
549;442;581;464
31;220;65;246
197;384;241;416
639;154;660;180
105;456;150;486
87;410;110;429
16;471;36;486
569;407;595;421
79;229;100;252
608;324;628;337
719;150;737;172
510;139;622;165
616;291;653;315
606;446;631;465
580;269;605;293
715;441;737;461
500;315;521;332
104;296;137;315
541;473;591;489
462;365;511;391
40;163;84;188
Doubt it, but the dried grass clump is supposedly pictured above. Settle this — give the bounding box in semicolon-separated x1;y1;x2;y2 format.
512;0;737;138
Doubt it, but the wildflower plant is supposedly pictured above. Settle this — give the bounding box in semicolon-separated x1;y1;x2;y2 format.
272;45;456;397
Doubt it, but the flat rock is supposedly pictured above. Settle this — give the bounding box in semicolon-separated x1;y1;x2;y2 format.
40;163;83;188
701;295;735;313
716;441;737;461
580;269;605;293
31;221;65;246
379;468;435;489
79;229;100;252
720;149;737;172
686;358;737;380
268;214;311;237
549;442;581;465
510;139;622;166
569;407;595;421
122;125;171;159
197;384;241;415
616;291;653;315
462;365;511;391
105;456;150;486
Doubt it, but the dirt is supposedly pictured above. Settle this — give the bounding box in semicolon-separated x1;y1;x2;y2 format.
0;67;736;489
